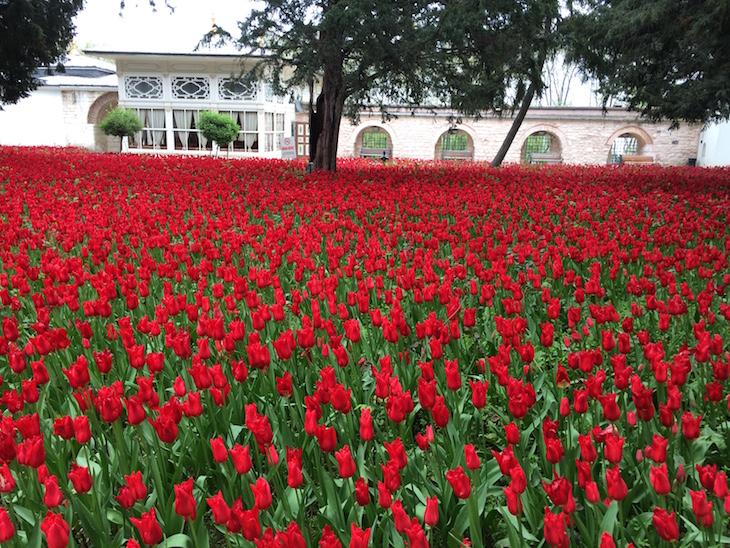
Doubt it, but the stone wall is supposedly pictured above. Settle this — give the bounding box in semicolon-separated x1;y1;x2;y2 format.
335;107;701;166
62;89;113;149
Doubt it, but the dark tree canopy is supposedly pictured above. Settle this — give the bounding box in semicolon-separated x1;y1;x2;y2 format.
0;0;84;105
566;0;730;127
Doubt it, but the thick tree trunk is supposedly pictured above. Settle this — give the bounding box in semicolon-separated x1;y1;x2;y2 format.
310;65;346;172
491;80;537;167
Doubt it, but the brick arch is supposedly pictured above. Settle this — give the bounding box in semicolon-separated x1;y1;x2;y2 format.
519;124;566;163
87;91;118;124
430;123;479;150
605;126;653;148
352;123;396;158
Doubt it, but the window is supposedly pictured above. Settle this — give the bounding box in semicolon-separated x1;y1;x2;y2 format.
131;108;166;150
218;78;257;101
523;134;551;162
172;109;213;152
609;135;638;164
363;131;388;149
264;113;286;152
441;133;468;152
124;76;163;100
219;110;259;153
171;77;210;100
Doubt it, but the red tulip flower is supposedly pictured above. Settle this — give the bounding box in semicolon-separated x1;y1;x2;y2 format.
349;523;370;548
250;477;272;510
446;466;471;499
335;445;356;479
206;491;231;525
464;444;480;470
543;507;569;548
354;477;370;506
424;495;438;526
40;511;70;548
359;408;373;441
681;411;702;440
229;443;252;475
43;476;64;508
174;477;197;521
211;436;228;463
649;464;671;495
68;464;93;494
0;507;14;543
652;507;679;542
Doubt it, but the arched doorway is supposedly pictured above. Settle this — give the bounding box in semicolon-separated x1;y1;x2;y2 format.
607;132;651;164
355;126;392;159
435;129;473;160
521;131;562;164
87;91;119;152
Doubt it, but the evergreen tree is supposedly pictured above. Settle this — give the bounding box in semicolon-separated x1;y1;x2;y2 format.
202;0;447;172
566;0;730;127
0;0;84;105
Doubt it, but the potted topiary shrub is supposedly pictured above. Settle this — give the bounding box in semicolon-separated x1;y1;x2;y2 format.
196;111;240;158
99;107;143;152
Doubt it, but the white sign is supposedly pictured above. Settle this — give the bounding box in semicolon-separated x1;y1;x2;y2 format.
281;136;297;159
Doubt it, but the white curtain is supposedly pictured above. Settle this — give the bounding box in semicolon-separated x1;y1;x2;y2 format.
192;111;207;149
142;110;152;147
245;112;258;150
152;110;166;148
173;110;190;150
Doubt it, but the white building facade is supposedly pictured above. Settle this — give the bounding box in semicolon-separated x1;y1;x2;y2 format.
89;51;295;157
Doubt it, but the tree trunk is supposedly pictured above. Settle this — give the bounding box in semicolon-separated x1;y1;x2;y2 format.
310;65;346;172
490;80;537;167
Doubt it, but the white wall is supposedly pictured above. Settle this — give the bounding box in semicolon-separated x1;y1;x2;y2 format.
0;88;66;146
697;122;730;167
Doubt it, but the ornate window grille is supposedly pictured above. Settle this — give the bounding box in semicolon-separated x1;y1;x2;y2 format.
171;77;210;100
124;76;163;99
218;79;257;101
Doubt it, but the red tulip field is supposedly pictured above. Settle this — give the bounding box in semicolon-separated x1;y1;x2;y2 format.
1;146;730;548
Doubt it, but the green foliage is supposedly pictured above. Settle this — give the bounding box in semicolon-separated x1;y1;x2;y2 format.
566;0;730;126
196;111;240;148
99;107;143;139
0;0;84;105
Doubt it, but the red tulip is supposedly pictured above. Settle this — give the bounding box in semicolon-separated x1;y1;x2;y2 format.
424;495;438;526
354;477;370;506
319;524;342;548
68;464;93;494
649;464;671;495
335;445;356;479
652;507;679;542
349;523;370;548
43;476;63;508
250;477;272;510
377;481;392;508
543;507;569;548
0;507;14;542
359;408;373;441
229;443;252;475
40;511;70;548
681;411;702;440
605;466;627;501
599;532;616;548
464;444;480;470
446;466;471;499
174;477;197;521
690;490;714;527
211;436;228;463
206;491;231;525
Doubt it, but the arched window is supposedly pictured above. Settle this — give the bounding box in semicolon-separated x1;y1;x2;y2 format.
357;127;392;159
609;134;638;164
522;131;562;163
435;129;473;160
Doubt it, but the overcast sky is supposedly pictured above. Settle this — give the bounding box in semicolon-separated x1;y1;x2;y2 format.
73;0;255;53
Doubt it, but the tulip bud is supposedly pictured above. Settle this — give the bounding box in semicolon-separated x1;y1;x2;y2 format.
676;463;686;484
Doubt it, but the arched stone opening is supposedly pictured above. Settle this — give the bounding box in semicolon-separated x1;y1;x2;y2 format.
521;131;562;164
355;126;393;159
434;129;474;160
606;128;654;164
87;91;119;152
